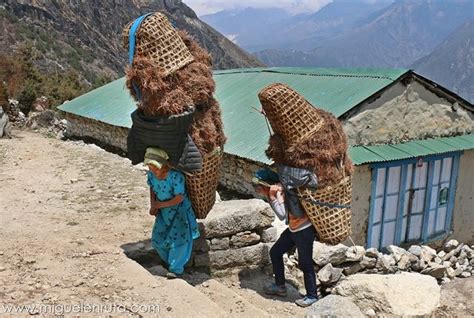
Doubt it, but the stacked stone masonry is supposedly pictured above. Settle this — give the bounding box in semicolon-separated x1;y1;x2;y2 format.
192;199;276;275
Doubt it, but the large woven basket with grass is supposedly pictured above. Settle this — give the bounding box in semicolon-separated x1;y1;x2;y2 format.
298;177;352;245
123;12;194;76
186;149;223;219
258;83;325;145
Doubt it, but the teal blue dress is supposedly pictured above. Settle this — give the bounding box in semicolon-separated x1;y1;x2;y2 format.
147;169;200;274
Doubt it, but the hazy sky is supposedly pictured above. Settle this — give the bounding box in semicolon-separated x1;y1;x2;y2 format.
183;0;334;16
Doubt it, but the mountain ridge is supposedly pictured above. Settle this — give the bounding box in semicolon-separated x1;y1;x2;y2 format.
0;0;263;86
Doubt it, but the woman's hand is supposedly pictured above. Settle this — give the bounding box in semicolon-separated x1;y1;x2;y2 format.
149;207;159;216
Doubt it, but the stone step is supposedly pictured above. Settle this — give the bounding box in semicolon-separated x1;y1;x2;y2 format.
195;279;269;317
217;272;307;317
121;260;226;317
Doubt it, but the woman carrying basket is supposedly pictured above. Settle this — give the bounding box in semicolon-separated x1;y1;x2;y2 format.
254;167;319;307
145;147;200;279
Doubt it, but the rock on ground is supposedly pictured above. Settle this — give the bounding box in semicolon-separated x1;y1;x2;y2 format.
306;295;364;318
334;272;440;316
313;242;348;266
202;199;273;238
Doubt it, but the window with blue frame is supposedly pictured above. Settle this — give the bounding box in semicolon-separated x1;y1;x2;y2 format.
367;152;461;250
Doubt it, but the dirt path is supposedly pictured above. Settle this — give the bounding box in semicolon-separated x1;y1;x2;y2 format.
0;130;307;317
1;130;472;317
0;130;225;317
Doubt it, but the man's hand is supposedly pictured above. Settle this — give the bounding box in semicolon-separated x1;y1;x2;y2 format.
149;207;158;216
269;184;283;201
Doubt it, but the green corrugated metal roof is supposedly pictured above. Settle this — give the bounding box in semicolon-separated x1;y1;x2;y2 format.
349;134;474;165
60;77;134;128
58;67;417;164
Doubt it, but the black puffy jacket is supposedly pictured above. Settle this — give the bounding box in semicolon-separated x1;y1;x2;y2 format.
127;109;203;173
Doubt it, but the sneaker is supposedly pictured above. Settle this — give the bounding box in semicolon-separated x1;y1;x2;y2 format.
263;283;287;297
295;296;318;307
166;272;180;279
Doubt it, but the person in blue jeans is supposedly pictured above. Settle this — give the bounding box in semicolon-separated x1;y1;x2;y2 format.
254;168;319;307
145;147;200;279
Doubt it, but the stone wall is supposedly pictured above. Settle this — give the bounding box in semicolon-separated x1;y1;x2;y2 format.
221;153;267;196
122;199;277;276
343;81;474;146
61;112;129;152
192;199;277;275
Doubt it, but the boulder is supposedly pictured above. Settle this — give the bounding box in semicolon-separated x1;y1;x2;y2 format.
193;238;210;253
421;264;447;279
444;239;459;253
446;267;456;279
345;246;365;262
317;263;343;286
260;227;277;243
306;295;364;318
408;245;422;257
360;256;377;269
313;242;348;266
461;245;473;259
412;259;427;272
230;231;260;248
386;245;407;262
210;237;230;251
365;248;379;258
0;108;12;138
376;254;395;273
420;245;437;263
343;262;364;275
397;253;417;271
27;109;56;128
334;272;440;316
207;242;271;269
202;200;274;238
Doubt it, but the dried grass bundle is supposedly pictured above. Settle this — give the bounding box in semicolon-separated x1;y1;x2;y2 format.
190;99;226;153
266;108;354;187
125;28;225;154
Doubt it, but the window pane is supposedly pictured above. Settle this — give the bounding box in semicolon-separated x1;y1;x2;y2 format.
427;209;436;237
413;162;428;188
432;160;441;185
408;215;423;240
406;164;413;189
382;221;396;248
412;189;425;214
403;191;410;216
401;216;408;242
373;197;383;223
387;166;401;194
370;224;381;249
441;158;452;183
384;195;399;222
375;168;386;196
436;206;447;233
430;186;439;210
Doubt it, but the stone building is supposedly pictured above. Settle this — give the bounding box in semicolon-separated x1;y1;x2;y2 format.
59;67;474;249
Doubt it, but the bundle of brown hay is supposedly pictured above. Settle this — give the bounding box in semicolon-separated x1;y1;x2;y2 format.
261;84;353;187
124;21;225;154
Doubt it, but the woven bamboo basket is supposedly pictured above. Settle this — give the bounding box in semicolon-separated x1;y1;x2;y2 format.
258;83;325;145
298;177;352;245
123;12;194;76
186;149;223;219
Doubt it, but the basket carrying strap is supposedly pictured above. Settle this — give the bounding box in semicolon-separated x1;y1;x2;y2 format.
301;197;351;209
128;13;153;101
